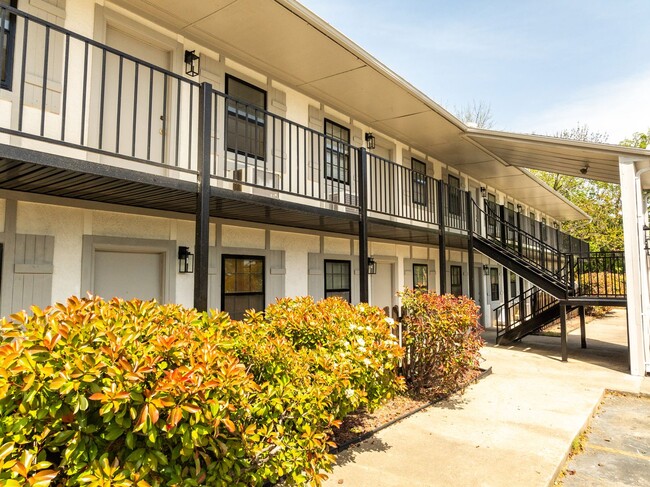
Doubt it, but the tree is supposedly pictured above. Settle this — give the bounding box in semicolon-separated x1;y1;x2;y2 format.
620;129;649;149
530;123;624;252
454;100;495;129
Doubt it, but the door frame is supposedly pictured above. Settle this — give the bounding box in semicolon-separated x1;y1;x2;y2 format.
81;235;176;303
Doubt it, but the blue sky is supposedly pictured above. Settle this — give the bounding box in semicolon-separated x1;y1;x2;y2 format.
299;0;650;144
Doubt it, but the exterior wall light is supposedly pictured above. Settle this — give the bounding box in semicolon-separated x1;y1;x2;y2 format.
482;264;490;276
517;204;523;212
480;187;486;197
184;50;200;77
178;246;194;273
644;225;650;253
368;257;377;274
365;132;376;150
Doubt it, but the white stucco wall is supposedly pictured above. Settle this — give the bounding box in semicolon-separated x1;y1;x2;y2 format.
270;230;320;298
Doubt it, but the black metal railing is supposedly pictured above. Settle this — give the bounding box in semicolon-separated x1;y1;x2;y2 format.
475;200;572;288
495;286;557;338
367;153;438;224
0;4;201;175
576;252;626;297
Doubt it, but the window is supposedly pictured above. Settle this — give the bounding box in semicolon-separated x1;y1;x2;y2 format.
506;202;516;246
510;271;517;297
325;260;351;302
413;264;428;290
541;218;548;241
487;193;497;237
1;0;17;90
450;265;462;296
222;255;265;321
324;120;350;184
448;174;461;216
529;212;537;237
490;267;499;301
226;75;266;160
411;159;427;206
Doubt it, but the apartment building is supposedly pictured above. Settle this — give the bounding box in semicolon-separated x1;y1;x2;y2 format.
0;0;648;374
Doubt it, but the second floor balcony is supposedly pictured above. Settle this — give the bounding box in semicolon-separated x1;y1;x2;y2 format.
0;4;588;255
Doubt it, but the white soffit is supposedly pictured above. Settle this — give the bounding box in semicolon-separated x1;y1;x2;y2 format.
110;0;637;218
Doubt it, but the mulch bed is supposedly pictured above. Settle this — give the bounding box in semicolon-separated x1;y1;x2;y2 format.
331;367;490;452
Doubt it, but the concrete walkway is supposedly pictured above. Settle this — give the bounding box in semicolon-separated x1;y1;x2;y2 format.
325;309;650;487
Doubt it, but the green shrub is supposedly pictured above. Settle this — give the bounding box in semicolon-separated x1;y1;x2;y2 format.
0;296;403;486
400;289;484;395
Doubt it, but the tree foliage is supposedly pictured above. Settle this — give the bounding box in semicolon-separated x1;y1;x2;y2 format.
530;123;624;252
620;129;649;149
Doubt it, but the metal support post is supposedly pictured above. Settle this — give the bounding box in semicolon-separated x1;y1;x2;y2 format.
194;82;212;312
560;304;568;362
358;147;369;303
437;179;447;294
466;191;475;300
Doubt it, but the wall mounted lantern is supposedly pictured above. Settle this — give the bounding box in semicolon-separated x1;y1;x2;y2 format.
482;264;490;276
644;225;650;254
365;132;376;150
178;246;194;273
184;50;200;77
517;204;523;212
368;257;377;274
480;187;486;197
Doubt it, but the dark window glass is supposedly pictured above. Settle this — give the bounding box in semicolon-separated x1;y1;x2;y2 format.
529;212;537;237
325;260;351;302
448;175;461;216
222;255;264;320
450;265;462;296
490;267;499;301
506;202;516;247
510;271;517;296
226;75;266;160
413;264;428;290
541;218;548;241
324;120;350;184
1;0;17;90
411;159;427;206
487;193;497;237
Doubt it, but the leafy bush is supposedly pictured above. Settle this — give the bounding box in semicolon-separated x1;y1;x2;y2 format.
0;296;403;486
399;289;484;395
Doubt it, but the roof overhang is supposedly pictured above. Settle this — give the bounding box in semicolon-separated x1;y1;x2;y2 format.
108;0;649;220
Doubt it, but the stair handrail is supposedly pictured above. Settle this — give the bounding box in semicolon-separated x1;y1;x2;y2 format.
494;286;558;338
473;199;573;290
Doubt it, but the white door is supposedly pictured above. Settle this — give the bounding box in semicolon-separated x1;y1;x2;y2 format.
103;26;171;163
371;262;394;312
93;251;163;302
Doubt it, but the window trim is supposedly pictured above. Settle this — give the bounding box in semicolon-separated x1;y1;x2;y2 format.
221;254;266;318
324;259;351;301
324;118;351;185
1;0;17;91
450;264;463;296
411;158;428;206
490;267;500;301
413;263;428;290
225;74;267;161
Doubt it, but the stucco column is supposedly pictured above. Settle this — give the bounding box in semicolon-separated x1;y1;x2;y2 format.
619;157;647;376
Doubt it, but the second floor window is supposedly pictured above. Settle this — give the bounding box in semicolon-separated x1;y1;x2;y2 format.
411;159;427;206
226;75;266;161
448;175;461;216
325;120;350;184
487;193;497;237
1;0;16;90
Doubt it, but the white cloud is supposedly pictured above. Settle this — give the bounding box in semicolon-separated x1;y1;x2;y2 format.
510;70;650;143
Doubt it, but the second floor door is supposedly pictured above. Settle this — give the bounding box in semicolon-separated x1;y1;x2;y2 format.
102;26;171;165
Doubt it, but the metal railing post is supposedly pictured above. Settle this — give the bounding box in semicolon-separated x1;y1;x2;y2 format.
194;82;212;312
358;147;369;303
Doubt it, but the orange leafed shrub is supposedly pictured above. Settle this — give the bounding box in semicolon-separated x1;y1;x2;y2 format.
0;296;403;486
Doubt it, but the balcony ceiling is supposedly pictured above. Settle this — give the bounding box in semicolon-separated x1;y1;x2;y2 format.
110;0;650;220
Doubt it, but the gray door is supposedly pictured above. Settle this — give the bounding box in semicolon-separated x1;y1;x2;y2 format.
94;250;163;302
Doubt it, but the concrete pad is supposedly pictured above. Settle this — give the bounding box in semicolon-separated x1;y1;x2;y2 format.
563;394;650;487
325;309;649;487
